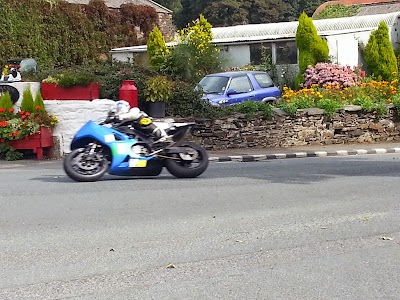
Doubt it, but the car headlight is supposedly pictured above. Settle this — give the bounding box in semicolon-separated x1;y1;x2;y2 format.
218;99;228;104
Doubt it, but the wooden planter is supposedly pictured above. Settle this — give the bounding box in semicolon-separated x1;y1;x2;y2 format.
41;82;100;100
9;126;53;160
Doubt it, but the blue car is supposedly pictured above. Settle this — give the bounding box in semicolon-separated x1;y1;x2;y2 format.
198;71;281;107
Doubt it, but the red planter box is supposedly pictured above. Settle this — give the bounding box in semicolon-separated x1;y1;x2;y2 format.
41;82;100;100
9;127;53;160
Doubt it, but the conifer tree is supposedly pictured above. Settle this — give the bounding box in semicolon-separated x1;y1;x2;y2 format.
364;21;398;80
34;92;45;112
147;26;170;71
0;92;13;112
295;12;329;87
21;88;34;113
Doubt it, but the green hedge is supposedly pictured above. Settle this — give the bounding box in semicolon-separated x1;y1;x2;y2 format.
0;0;158;69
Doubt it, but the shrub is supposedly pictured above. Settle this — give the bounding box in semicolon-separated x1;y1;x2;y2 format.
364;22;398;80
147;26;170;71
42;70;97;87
302;63;360;88
166;80;212;117
314;4;360;20
34;92;45;111
234;101;273;119
144;75;174;103
295;12;330;87
167;14;221;82
316;98;342;117
352;95;387;116
20;88;34;113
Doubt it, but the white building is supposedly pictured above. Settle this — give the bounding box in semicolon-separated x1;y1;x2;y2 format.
110;11;400;71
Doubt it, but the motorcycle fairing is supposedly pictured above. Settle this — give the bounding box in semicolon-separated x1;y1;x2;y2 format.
70;121;156;175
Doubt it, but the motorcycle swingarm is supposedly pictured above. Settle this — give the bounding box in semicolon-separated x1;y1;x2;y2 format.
164;147;192;154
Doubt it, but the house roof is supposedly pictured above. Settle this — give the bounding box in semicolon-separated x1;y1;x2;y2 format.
211;11;400;44
111;11;400;53
356;2;400;15
65;0;172;13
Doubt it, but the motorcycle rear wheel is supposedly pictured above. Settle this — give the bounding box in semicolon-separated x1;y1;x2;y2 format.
63;147;108;182
164;142;209;178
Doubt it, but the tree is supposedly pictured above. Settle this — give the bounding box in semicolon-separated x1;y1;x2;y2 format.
203;0;247;27
147;26;169;71
244;0;290;24
364;21;398;80
174;0;210;28
295;12;329;86
154;0;182;14
165;14;221;82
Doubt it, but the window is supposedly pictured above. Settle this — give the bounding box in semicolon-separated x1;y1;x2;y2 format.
253;73;274;88
228;76;253;93
250;43;272;65
198;76;229;94
275;41;297;64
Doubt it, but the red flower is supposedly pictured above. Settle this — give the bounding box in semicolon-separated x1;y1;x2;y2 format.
35;106;42;111
0;108;5;113
8;107;14;113
0;139;4;143
18;110;24;115
21;115;26;119
25;112;31;116
13;131;18;136
8;133;13;137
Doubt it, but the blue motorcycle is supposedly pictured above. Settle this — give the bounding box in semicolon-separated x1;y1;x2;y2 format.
63;116;209;182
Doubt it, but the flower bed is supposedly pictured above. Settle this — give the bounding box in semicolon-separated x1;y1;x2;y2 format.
0;88;57;160
278;65;400;117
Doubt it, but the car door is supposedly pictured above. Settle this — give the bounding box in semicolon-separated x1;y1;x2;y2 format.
225;75;257;105
251;72;280;101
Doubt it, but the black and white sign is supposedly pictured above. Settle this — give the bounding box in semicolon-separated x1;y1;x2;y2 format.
0;84;20;104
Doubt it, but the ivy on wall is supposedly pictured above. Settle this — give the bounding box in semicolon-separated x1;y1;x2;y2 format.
0;0;159;69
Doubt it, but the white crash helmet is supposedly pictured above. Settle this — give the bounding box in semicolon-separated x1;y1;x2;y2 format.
114;100;130;114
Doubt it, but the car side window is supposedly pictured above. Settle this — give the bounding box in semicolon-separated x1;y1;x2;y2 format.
228;76;253;93
254;73;274;88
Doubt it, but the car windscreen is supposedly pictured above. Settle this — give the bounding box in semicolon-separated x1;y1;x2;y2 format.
253;73;275;88
198;76;229;94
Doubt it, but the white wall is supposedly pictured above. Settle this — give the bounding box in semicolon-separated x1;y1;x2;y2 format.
326;35;359;67
219;44;251;68
0;82;41;105
43;99;115;155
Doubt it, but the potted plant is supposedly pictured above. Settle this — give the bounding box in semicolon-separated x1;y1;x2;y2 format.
144;75;174;118
0;89;58;160
41;70;100;100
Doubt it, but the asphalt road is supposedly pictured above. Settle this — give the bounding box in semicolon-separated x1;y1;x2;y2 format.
1;155;400;300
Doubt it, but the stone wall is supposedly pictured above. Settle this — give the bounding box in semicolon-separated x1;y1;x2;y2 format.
184;107;400;150
42;102;400;157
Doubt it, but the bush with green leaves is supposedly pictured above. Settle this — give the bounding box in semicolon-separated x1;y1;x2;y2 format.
314;4;360;20
21;88;34;113
163;14;221;83
0;0;159;69
295;12;330;88
353;95;387;116
316;98;342;117
147;26;170;71
144;75;174;103
364;21;398;81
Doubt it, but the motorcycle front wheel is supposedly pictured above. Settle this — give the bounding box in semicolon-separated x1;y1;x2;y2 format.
63;147;109;182
164;142;209;178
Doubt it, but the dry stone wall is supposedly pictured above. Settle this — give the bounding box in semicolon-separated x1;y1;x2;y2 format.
43;102;400;158
184;107;400;150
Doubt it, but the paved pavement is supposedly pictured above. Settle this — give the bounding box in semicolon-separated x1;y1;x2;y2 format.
207;142;400;162
1;142;400;167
